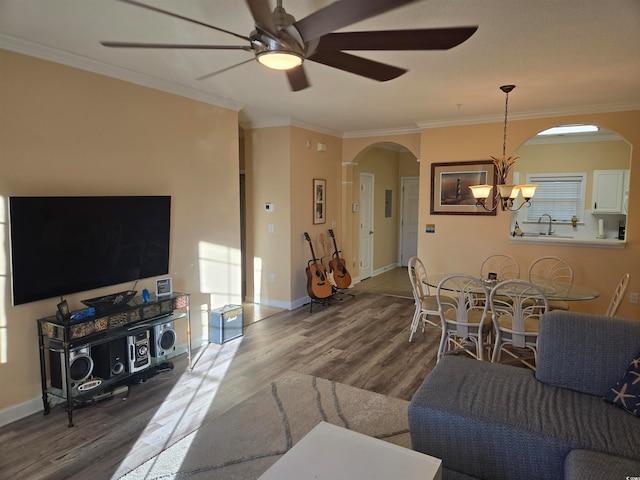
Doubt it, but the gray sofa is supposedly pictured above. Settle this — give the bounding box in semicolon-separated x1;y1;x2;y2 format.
408;310;640;480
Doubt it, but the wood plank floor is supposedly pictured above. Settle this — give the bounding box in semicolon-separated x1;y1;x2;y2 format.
1;268;443;480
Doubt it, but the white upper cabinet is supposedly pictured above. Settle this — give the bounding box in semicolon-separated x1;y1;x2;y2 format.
592;169;628;214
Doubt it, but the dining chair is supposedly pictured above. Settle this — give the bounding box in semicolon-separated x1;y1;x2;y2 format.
527;256;573;311
407;256;441;342
605;273;630;317
436;274;492;361
489;279;549;371
480;254;520;281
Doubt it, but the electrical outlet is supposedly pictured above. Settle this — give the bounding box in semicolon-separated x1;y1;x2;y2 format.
630;292;639;304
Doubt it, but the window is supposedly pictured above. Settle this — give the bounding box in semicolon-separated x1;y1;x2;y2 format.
525;173;586;222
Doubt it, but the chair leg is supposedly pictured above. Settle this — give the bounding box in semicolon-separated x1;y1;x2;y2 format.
409;307;420;342
491;336;501;363
437;328;448;362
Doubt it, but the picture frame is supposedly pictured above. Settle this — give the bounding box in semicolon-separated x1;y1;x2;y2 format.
430;160;497;216
57;299;71;322
155;277;173;297
313;178;326;224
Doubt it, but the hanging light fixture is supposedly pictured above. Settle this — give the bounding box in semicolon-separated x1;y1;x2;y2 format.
470;85;537;211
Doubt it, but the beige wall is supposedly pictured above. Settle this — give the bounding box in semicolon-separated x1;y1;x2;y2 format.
417;112;640;319
243;125;343;307
244;126;292;306
0;51;241;416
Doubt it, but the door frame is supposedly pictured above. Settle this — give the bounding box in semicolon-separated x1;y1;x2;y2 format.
359;172;374;280
399;176;419;267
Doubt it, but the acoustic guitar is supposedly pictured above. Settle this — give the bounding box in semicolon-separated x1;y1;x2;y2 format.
304;232;333;299
328;229;352;289
319;233;337;288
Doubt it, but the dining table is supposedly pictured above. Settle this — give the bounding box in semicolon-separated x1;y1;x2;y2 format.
424;273;600;302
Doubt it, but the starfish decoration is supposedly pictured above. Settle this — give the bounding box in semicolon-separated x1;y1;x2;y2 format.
611;383;635;408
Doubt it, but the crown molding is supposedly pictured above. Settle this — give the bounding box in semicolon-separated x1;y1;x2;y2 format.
0;34;244;112
342;125;421;139
240;116;342;137
4;33;638;139
416;103;640;129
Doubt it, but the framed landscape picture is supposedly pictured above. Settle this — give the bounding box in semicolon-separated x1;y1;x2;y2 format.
430;160;497;216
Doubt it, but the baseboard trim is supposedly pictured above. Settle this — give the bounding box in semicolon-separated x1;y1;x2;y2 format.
373;263;401;277
0;396;43;428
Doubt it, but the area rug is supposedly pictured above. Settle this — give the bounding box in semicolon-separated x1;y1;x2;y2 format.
119;372;411;479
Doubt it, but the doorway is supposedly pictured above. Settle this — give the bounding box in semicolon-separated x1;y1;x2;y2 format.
400;177;419;266
359;173;374;279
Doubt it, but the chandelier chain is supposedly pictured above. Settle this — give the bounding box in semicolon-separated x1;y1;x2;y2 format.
502;90;509;158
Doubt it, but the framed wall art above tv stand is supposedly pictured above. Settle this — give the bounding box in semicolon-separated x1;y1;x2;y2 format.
36;292;190;427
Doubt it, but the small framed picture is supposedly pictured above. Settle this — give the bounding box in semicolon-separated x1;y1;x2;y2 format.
155;278;173;297
313;178;326;224
57;299;71;321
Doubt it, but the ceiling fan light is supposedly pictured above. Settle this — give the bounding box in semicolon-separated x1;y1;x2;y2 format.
257;51;303;71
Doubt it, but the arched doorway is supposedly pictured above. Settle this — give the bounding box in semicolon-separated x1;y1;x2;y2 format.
349;142;419;280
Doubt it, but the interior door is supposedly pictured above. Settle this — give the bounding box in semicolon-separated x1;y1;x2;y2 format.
400;177;419;266
359;173;374;279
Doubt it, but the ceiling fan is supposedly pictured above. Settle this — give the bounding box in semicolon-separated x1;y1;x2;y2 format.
101;0;478;91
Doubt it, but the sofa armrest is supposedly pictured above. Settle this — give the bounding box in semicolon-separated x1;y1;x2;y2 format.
565;449;640;480
536;311;640;396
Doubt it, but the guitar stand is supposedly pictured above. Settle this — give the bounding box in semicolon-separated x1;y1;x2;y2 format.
331;286;355;299
309;296;331;313
308;287;355;313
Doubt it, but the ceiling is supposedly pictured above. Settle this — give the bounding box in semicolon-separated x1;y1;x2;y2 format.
2;0;640;136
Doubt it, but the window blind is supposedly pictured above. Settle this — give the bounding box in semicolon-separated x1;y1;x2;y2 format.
525;173;586;222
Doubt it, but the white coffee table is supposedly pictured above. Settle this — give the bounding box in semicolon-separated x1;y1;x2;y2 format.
258;421;442;479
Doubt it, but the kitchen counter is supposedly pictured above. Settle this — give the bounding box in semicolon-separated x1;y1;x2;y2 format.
509;234;625;248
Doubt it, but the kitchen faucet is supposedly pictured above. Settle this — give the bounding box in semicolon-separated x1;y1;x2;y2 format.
538;214;555;235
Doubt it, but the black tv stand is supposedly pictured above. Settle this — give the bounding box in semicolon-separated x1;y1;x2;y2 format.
37;292;190;427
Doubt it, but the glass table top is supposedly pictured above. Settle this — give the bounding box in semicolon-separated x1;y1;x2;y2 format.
425;274;600;302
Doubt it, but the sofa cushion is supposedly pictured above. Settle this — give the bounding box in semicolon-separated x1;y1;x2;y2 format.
536;311;640;396
409;356;640;480
565;449;640;480
604;354;640;416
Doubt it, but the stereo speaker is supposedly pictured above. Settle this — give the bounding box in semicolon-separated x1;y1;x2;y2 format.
49;346;94;396
92;337;128;380
128;330;151;373
150;322;176;360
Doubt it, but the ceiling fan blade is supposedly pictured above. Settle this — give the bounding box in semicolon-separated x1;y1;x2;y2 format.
196;58;255;81
308;50;406;82
116;0;251;43
286;66;311;91
245;0;277;36
294;0;419;41
314;27;479;51
101;41;253;51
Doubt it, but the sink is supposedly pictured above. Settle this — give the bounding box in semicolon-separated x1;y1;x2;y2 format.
548;235;574;239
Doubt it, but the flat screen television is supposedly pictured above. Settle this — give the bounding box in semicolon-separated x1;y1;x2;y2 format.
9;196;171;306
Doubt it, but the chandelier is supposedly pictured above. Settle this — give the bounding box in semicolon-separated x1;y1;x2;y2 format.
469;85;537;211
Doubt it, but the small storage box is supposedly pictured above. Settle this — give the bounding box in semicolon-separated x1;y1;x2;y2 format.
209;305;243;344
